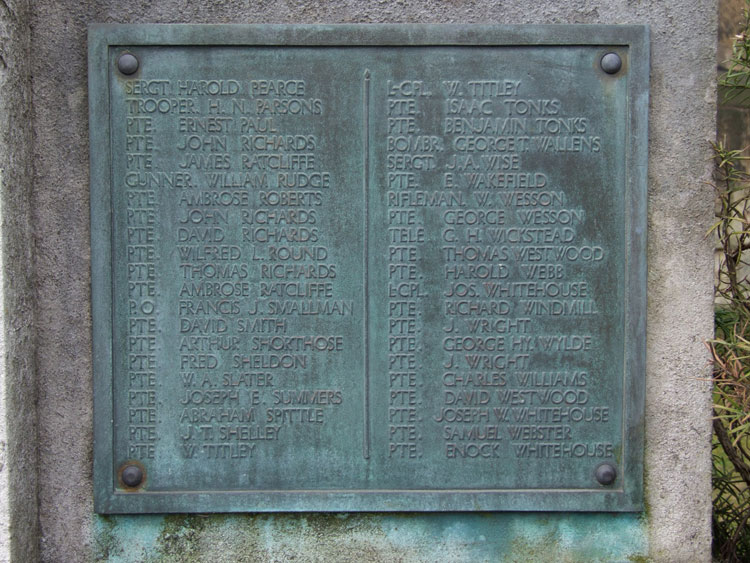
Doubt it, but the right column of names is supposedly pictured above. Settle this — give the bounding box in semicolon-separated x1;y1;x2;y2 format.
384;76;616;469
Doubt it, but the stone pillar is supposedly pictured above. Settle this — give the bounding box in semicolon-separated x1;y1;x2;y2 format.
19;1;719;561
0;0;39;561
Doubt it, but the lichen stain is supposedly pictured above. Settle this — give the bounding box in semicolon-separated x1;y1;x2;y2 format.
93;516;123;562
153;514;208;561
94;512;647;562
627;556;653;563
151;514;401;563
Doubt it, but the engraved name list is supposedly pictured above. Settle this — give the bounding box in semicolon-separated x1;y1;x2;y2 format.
91;29;647;513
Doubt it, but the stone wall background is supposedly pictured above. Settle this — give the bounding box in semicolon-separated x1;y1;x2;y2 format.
0;0;718;560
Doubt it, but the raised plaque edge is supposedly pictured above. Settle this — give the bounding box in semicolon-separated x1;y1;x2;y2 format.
89;23;649;514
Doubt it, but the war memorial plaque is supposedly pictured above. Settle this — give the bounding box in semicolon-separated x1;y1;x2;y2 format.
89;24;648;513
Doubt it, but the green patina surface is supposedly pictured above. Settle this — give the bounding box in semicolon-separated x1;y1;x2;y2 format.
90;24;648;514
94;513;648;561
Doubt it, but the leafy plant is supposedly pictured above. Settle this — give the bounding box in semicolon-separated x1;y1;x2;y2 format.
723;5;750;107
711;31;750;555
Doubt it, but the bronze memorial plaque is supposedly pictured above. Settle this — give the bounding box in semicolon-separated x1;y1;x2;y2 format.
90;24;648;513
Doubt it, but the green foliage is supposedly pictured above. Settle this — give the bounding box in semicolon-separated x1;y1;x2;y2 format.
724;5;750;107
712;10;750;554
709;139;750;562
711;139;750;562
713;442;750;563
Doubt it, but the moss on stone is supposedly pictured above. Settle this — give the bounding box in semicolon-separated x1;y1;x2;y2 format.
93;516;122;562
154;514;209;562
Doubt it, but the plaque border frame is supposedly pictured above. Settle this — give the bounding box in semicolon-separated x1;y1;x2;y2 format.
89;23;649;514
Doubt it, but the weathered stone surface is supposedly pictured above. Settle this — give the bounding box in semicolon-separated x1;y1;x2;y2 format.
22;0;717;560
0;0;38;561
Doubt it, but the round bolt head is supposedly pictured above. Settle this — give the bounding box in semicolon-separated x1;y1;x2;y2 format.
117;53;139;75
600;52;622;75
595;462;617;485
121;464;144;488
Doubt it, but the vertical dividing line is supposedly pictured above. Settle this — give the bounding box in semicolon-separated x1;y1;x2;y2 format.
363;69;371;460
